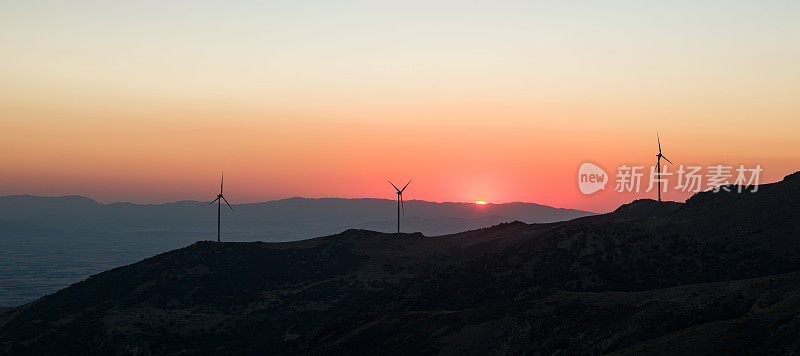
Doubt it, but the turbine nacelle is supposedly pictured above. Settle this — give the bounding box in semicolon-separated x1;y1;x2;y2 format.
656;153;673;165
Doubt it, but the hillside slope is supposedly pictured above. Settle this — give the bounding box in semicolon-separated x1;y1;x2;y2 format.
0;196;594;307
1;172;799;354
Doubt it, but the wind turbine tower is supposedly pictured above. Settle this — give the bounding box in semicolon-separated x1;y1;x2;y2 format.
210;172;234;242
655;134;674;202
389;180;411;233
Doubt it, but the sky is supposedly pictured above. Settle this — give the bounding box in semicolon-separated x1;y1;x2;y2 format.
1;1;799;212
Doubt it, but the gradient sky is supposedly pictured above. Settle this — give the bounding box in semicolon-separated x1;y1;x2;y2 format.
1;1;799;212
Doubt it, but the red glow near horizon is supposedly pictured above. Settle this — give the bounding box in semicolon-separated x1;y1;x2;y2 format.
1;1;799;214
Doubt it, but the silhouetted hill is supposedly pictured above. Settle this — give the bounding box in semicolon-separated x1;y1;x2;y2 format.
0;196;593;306
0;225;529;354
1;172;799;354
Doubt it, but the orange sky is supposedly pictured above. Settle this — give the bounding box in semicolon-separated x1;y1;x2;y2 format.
1;1;799;212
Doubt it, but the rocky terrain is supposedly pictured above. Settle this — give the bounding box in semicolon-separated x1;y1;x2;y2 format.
1;172;799;354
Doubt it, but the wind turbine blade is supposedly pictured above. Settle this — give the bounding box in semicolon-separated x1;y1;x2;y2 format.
662;156;674;165
209;197;220;205
388;181;400;192
657;133;662;154
401;194;405;217
220;172;224;194
400;179;412;193
222;196;234;212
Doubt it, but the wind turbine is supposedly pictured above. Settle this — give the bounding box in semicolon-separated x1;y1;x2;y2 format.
655;133;673;202
210;172;234;242
389;180;411;233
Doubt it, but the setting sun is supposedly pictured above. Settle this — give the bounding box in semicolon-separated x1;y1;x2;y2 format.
475;200;487;205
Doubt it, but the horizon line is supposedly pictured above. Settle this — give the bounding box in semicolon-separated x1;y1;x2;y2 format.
0;193;599;212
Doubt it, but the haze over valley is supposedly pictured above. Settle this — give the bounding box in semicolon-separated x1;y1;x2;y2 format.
0;195;591;306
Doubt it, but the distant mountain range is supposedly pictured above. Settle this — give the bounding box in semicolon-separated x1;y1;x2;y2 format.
1;172;799;354
0;195;593;240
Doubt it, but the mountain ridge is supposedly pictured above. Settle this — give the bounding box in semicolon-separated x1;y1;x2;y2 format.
1;172;799;354
0;194;591;211
0;195;595;239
